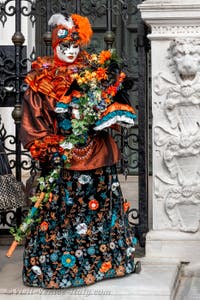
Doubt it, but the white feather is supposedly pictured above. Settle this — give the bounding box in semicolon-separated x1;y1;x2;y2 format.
48;13;74;29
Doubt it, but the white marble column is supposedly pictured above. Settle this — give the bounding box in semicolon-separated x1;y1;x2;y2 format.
139;0;200;262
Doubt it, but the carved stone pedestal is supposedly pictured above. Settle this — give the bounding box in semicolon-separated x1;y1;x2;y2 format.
139;0;200;262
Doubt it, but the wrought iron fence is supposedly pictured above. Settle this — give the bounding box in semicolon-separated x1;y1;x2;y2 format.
0;0;149;246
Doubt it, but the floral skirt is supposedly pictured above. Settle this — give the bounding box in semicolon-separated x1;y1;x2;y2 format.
23;165;136;288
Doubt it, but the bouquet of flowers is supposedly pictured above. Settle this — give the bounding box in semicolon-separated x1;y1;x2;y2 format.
54;49;127;162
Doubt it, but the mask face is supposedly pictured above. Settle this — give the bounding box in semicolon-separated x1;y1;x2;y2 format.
56;42;80;63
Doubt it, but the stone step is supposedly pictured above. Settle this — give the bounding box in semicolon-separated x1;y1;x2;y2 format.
175;262;200;300
175;276;200;300
0;247;180;300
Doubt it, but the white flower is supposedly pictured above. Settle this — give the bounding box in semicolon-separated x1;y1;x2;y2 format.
75;249;83;258
76;223;88;235
111;182;120;191
51;170;58;176
54;107;68;113
72;108;80;119
39;255;46;263
96;271;104;281
98;226;104;233
109;242;116;250
91;54;98;61
39;180;46;188
48;177;54;183
94;90;101;101
126;247;135;257
90;83;97;89
31;266;42;276
90;80;97;89
20;223;29;232
60;141;74;150
78;174;91;185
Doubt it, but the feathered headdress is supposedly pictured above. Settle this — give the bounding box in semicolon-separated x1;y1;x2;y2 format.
48;13;93;48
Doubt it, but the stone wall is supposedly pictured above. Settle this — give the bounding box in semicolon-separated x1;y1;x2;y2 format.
139;0;200;261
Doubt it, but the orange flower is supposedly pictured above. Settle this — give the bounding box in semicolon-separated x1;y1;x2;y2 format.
39;142;48;148
49;192;53;203
106;86;117;97
101;91;107;98
84;274;95;285
123;201;130;212
99;244;107;252
72;90;82;98
30;135;65;161
40;221;48;231
105;98;111;104
116;265;125;276
33;140;41;147
30;141;47;160
96;67;108;80
118;72;126;82
30;257;36;265
88;199;99;210
99;50;112;65
60;95;72;104
57;147;64;155
47;281;59;288
30;145;40;155
99;261;112;273
30;149;40;159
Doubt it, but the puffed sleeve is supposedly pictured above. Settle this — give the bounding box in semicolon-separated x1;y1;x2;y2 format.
93;74;136;131
19;88;57;149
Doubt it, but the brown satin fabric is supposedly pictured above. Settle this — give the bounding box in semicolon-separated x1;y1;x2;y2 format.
20;88;120;171
19;89;57;149
69;132;120;171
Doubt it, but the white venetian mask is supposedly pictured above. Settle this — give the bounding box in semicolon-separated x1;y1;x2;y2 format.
56;42;80;63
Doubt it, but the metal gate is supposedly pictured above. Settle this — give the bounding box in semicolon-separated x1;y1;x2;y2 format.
0;0;149;247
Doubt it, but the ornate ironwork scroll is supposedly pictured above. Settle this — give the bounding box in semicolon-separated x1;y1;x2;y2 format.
0;46;27;106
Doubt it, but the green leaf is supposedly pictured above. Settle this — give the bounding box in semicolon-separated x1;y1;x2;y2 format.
30;196;38;203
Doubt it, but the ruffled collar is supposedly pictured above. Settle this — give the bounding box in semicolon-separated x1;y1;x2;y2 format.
25;51;90;102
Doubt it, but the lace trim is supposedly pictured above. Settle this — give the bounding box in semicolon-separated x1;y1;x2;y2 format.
94;111;135;131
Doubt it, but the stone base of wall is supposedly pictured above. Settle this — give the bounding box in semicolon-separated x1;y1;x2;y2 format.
146;230;200;262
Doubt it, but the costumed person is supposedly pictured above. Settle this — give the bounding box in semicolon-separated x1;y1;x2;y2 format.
19;12;137;288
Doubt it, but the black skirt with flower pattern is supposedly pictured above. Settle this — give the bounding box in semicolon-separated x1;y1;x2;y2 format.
23;165;136;288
